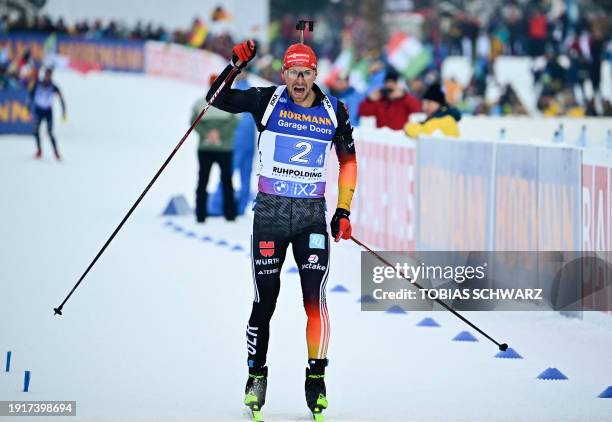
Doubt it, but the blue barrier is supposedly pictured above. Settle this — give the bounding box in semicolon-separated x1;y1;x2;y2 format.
0;34;145;73
0;89;33;134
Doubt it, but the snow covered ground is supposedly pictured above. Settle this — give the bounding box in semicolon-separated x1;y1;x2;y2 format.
1;70;612;421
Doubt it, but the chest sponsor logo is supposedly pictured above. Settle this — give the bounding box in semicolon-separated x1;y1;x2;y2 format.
273;180;289;194
278;110;332;126
269;93;280;107
272;166;322;178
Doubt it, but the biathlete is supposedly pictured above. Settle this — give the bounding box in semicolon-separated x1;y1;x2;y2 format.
206;37;357;419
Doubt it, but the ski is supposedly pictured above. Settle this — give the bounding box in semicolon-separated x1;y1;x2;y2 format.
311;408;325;421
249;408;264;422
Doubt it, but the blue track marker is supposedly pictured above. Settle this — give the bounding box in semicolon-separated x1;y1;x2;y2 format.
494;347;523;359
417;317;440;327
598;386;612;398
357;294;377;303
452;331;478;342
5;351;11;372
23;371;31;392
385;305;407;314
537;367;568;380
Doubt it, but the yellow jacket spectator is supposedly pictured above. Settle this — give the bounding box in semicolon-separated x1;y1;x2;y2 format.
404;83;462;139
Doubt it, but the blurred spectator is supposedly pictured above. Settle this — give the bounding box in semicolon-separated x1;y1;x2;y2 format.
358;68;420;130
328;73;364;127
497;84;528;115
192;75;238;223
209;72;256;216
404;83;461;138
527;8;548;57
7;48;37;89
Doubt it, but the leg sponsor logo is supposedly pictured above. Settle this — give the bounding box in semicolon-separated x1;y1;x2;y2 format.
257;268;280;275
246;324;258;356
301;254;326;271
309;233;326;249
259;241;275;257
254;257;280;266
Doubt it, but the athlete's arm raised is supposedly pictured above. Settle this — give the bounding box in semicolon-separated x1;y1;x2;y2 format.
206;40;274;125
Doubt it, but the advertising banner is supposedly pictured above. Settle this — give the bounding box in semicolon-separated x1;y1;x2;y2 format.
0;89;33;134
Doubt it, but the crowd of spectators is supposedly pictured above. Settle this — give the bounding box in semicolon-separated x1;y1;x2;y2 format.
0;6;236;91
264;0;611;117
1;0;610;118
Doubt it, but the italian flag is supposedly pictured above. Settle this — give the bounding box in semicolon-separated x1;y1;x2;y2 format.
386;31;432;80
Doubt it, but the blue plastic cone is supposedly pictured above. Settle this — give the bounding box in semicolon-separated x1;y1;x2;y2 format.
358;294;377;303
330;284;349;293
186;231;197;238
162;195;192;216
385;305;406;314
231;245;245;252
174;226;184;232
495;347;523;359
598;386;612;398
452;331;478;342
164;221;173;227
201;235;212;242
537;368;568;380
417;317;440;327
216;239;228;246
286;266;299;274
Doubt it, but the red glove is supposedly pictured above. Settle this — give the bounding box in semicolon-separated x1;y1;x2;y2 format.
232;40;256;69
330;208;352;242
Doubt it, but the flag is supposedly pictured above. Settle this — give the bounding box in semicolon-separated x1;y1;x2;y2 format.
386;31;432;80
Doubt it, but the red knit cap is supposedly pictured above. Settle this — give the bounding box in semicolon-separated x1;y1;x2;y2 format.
283;43;317;70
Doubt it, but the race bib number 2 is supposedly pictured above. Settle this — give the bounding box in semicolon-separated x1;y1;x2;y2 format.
273;135;328;168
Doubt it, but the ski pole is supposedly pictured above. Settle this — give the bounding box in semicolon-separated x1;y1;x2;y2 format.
350;236;509;351
53;66;240;316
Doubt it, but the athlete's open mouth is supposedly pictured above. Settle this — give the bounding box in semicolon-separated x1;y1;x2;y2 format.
294;86;306;95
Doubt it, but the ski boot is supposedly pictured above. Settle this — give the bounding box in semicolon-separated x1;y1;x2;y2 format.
305;359;328;421
244;365;267;421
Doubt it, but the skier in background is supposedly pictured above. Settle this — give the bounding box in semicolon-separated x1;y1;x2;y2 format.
29;67;66;160
207;38;357;419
